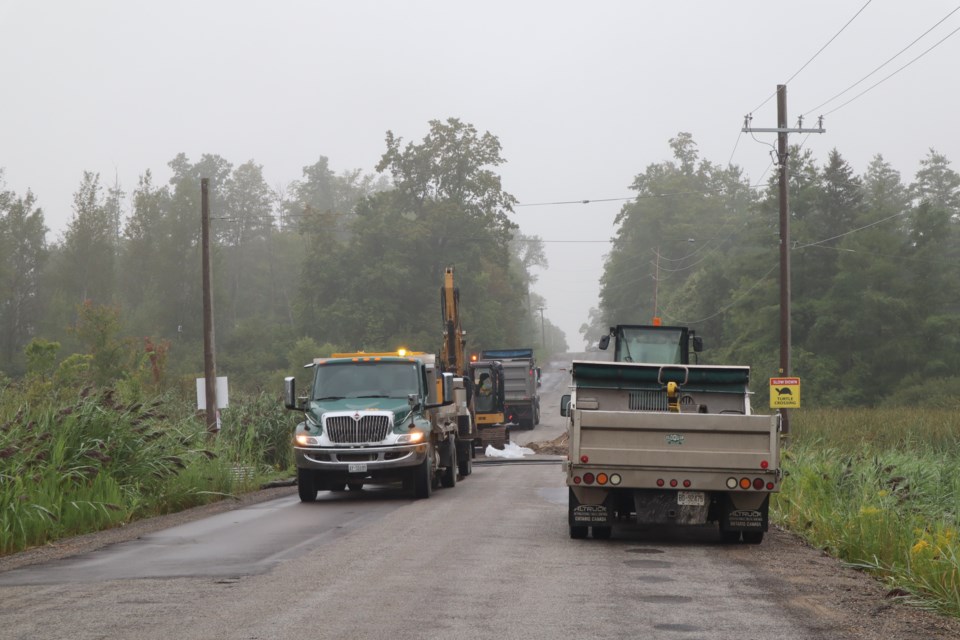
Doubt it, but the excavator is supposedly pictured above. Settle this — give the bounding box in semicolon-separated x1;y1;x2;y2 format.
439;266;509;453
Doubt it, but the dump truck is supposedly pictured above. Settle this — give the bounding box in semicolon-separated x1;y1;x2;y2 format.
479;347;540;429
561;324;781;542
284;350;461;501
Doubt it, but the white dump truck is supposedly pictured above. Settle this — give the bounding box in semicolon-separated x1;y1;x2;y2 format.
561;324;781;542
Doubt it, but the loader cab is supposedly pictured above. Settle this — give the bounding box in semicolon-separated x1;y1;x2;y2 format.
469;360;505;416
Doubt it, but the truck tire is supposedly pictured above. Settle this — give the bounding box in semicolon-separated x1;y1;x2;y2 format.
412;451;433;499
440;438;457;488
570;525;588;539
457;441;473;477
297;468;317;503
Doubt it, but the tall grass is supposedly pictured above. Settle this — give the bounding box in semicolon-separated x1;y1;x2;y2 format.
0;385;295;556
774;408;960;617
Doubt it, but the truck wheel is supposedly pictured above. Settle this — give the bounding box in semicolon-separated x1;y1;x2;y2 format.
570;525;588;539
412;451;433;499
440;439;457;488
297;468;317;503
742;531;764;544
591;526;611;540
457;441;473;477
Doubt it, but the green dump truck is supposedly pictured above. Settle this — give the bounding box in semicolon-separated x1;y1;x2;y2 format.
284;350;462;502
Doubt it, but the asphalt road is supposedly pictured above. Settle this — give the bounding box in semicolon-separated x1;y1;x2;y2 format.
4;353;957;639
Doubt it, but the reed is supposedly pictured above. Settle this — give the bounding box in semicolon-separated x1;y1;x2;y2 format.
773;408;960;617
0;384;295;555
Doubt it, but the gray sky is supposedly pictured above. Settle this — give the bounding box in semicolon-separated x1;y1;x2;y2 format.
2;1;958;348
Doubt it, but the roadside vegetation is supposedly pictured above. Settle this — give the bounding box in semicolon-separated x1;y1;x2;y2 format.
773;408;960;618
0;370;293;557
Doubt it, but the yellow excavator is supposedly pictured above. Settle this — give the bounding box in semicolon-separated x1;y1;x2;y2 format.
439;266;509;453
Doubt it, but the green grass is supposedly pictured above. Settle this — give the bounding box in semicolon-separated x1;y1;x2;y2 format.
0;385;295;556
774;408;960;617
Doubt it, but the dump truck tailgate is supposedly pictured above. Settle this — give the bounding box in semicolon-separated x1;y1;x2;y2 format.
572;410;779;471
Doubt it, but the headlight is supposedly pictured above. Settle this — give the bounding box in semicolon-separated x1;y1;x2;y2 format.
295;434;321;446
397;430;425;444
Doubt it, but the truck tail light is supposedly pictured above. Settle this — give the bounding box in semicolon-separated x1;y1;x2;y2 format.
682;480;691;488
573;476;582;484
583;472;595;484
596;473;608;485
760;460;769;469
580;455;589;463
739;477;751;489
753;478;764;490
669;479;678;488
766;481;775;490
610;474;622;485
656;479;665;487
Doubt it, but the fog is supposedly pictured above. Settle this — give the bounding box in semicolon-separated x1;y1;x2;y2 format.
2;1;958;348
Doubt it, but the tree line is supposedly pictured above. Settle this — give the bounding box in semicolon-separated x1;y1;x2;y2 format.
0;118;565;393
588;133;960;408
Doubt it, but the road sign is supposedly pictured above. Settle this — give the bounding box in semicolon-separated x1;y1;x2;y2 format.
770;377;800;409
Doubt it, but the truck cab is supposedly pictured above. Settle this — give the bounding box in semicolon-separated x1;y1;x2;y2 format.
598;324;703;364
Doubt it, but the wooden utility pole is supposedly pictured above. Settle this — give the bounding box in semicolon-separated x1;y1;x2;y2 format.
742;85;825;438
538;306;546;351
201;178;218;436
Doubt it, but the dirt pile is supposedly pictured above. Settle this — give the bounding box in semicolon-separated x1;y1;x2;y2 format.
526;432;569;456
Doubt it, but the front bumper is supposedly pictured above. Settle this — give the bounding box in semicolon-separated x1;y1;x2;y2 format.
295;443;428;471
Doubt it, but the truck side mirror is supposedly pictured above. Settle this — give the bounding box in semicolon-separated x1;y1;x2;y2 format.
284;376;304;411
560;394;571;417
692;336;703;352
598;335;610;350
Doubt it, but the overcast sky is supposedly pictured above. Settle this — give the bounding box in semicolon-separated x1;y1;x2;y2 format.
2;1;958;348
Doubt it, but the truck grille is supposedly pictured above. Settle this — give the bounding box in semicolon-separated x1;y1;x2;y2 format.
629;390;668;411
324;414;392;443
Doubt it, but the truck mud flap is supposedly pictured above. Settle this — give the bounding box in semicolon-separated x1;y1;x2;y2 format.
719;494;769;532
569;488;613;527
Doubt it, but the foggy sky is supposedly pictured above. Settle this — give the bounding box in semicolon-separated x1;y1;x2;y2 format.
2;1;958;348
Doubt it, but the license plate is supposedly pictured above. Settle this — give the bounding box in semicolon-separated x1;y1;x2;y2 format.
348;463;367;473
677;491;705;506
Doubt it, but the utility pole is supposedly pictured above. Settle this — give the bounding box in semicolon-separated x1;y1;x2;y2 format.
538;306;546;351
652;245;660;321
742;84;825;438
201;178;219;437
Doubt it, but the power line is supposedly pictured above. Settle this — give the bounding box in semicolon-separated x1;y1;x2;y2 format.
792;209;910;250
748;0;874;114
802;5;960;117
821;22;960;117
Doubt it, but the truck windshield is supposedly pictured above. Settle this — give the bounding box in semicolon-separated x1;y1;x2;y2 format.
617;327;685;364
313;362;419;400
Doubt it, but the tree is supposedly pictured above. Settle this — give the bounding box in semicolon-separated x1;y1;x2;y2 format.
0;184;48;373
295;118;532;352
56;171;116;306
